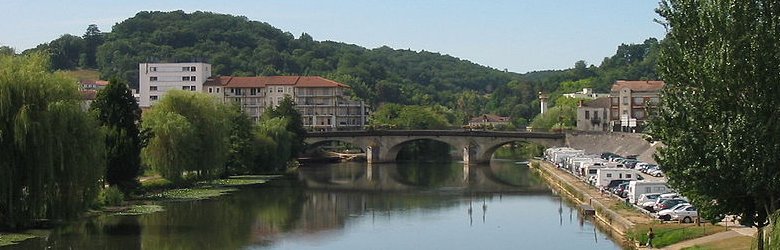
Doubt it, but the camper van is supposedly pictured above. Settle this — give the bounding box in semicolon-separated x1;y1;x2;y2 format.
627;180;671;204
595;168;639;188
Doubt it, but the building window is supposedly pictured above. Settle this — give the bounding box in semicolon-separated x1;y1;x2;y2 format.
182;76;191;81
585;111;590;119
182;86;190;90
190;86;196;91
287;87;292;93
269;87;273;93
216;88;220;93
594;111;600;119
633;110;646;119
191;76;196;82
150;76;158;81
277;87;283;92
250;88;257;95
150;86;157;91
150;67;157;71
208;87;213;93
150;95;158;101
230;88;234;93
626;174;632;179
606;173;612;178
633;97;644;106
235;88;242;95
622;97;629;105
611;97;619;106
182;66;196;72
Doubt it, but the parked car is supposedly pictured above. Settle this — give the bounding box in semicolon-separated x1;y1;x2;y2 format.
654;198;689;212
613;182;631;198
671;205;699;223
636;193;661;205
656;203;691;221
648;169;664;177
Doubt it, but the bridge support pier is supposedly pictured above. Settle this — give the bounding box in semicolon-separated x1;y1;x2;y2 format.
366;146;380;164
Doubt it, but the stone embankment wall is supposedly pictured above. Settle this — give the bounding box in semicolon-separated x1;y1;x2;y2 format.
565;131;663;164
531;160;635;244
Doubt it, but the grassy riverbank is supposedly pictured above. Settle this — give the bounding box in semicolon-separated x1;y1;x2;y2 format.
530;160;726;248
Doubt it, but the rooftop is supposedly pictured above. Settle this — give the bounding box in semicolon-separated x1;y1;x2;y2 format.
610;80;665;92
204;76;349;88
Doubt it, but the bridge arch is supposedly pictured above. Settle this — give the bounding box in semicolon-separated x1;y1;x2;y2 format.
303;130;565;164
384;138;460;163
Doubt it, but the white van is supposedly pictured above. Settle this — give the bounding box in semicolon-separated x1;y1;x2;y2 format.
595;168;639;188
627;180;671;204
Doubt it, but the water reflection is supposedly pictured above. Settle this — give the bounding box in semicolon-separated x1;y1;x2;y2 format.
7;161;621;250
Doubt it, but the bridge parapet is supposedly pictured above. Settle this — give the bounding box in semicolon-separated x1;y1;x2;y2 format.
304;130;565;164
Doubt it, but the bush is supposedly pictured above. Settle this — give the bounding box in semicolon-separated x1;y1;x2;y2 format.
99;186;125;206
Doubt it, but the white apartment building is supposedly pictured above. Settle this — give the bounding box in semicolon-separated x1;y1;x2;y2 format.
204;76;368;131
138;62;212;108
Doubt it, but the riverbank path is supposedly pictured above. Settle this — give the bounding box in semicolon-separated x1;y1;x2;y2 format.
659;226;755;250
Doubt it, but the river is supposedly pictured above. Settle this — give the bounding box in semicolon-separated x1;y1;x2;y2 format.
6;160;622;249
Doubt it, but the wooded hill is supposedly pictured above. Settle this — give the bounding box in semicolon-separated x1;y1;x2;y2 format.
18;10;660;125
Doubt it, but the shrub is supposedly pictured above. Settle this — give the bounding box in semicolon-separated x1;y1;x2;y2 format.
99;186;125;206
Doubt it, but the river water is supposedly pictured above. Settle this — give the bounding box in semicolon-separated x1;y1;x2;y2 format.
7;160;621;250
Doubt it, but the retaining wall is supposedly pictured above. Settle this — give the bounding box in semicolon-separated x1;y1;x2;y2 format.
565;131;663;164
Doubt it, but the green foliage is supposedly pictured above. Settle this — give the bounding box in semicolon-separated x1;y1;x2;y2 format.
529;106;576;131
652;3;780;247
262;95;306;157
369;103;452;129
98;186;125;207
0;233;37;247
224;104;255;175
91;78;142;193
254;117;295;172
0;53;106;230
141;90;230;184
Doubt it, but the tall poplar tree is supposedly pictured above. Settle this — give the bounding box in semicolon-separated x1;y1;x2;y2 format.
654;1;780;249
91;78;142;193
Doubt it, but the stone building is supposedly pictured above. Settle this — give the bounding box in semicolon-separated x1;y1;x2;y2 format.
609;80;664;132
576;97;611;132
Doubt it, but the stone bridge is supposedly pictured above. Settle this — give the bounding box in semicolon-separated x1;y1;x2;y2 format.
305;130;565;164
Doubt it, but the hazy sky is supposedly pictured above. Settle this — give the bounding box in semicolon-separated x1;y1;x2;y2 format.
0;0;665;73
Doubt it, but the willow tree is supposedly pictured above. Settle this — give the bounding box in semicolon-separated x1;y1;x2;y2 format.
654;1;780;249
142;91;229;183
0;53;105;230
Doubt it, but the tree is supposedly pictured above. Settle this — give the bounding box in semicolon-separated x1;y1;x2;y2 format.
224;104;255;176
254;117;294;172
0;53;105;229
263;95;306;160
48;34;85;70
529;106;576;131
82;24;104;68
653;1;780;249
90;78;142;193
142;91;230;183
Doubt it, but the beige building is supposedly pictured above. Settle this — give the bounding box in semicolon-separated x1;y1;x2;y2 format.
609;80;664;132
138;62;212;108
204;76;367;131
576;97;611;131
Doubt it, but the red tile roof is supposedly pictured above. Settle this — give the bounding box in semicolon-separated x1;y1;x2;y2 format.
611;80;665;92
205;76;349;88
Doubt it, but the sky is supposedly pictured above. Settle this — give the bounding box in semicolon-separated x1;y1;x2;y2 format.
0;0;666;73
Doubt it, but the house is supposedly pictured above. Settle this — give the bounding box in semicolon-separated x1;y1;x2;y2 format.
576;97;611;131
79;80;109;90
468;114;510;128
203;76;368;131
563;88;610;99
609;80;665;132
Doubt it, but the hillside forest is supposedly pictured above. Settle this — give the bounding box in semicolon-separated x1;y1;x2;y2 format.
6;10;661;128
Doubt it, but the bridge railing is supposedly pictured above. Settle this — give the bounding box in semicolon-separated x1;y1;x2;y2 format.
306;129;565;139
